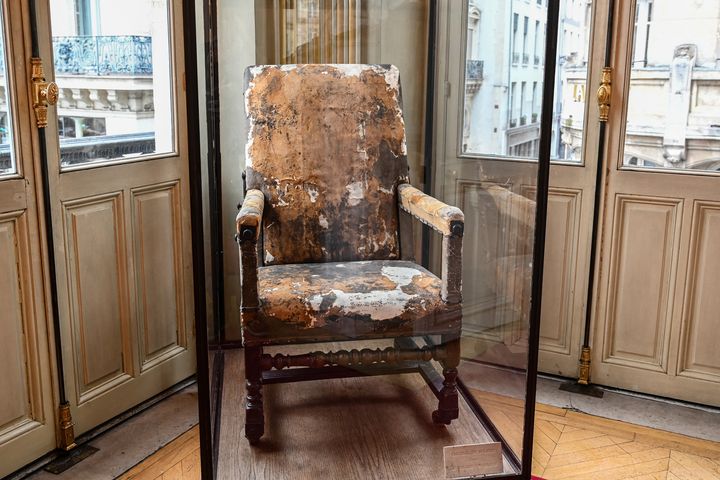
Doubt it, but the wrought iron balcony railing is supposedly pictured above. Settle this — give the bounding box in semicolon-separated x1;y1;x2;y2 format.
512;52;520;65
523;53;530;65
58;132;156;165
466;60;484;82
52;36;153;76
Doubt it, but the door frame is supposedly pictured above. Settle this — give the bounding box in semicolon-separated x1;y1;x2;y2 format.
0;1;61;475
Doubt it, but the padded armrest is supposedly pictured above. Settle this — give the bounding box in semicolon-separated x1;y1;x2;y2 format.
236;189;265;241
398;183;464;237
398;183;464;304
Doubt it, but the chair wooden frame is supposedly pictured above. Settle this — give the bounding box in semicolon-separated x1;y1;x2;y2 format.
237;185;464;444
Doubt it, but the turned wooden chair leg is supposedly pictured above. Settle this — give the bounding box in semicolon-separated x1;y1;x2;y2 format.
433;336;460;425
244;345;264;444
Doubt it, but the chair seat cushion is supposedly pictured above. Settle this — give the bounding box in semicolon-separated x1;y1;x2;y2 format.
244;260;460;345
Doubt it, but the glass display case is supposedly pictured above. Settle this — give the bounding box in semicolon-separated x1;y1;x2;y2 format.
192;1;560;478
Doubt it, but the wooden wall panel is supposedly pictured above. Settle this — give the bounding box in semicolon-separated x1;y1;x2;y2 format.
679;202;720;382
602;195;682;372
538;189;581;355
64;193;132;403
131;182;186;371
0;213;36;438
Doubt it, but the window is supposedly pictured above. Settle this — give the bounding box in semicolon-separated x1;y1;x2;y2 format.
523;16;529;63
53;0;175;169
534;20;540;64
512;13;519;63
632;0;653;67
510;82;517;127
58;117;107;139
0;5;14;176
74;0;94;36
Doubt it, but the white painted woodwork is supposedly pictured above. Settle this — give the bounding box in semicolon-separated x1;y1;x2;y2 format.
35;0;196;435
539;189;582;356
63;194;133;402
601;196;681;371
0;2;58;475
0;213;35;437
131;182;187;370
678;202;720;382
591;0;720;406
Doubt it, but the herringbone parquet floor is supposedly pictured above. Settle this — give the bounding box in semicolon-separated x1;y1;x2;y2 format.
120;390;720;480
472;389;720;480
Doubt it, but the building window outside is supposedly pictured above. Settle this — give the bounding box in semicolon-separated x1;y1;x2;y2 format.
51;0;174;168
534;20;540;65
510;82;517;127
0;5;15;177
523;16;529;64
512;13;519;64
58;117;107;139
74;0;94;36
632;0;653;68
623;0;720;172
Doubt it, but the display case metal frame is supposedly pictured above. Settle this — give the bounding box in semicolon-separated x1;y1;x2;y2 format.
190;1;561;478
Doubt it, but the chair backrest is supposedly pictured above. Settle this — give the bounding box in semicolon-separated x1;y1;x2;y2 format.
244;64;409;266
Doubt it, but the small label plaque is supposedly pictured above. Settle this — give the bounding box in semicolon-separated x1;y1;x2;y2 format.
443;442;503;479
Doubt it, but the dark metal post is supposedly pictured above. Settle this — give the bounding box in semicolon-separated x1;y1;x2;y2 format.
521;0;561;477
559;0;617;399
181;0;214;477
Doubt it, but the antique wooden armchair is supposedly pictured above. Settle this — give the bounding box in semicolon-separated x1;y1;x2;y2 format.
236;64;464;444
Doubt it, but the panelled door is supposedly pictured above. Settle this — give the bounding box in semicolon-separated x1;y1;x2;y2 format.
438;0;720;406
591;0;720;406
435;0;605;376
35;0;196;434
0;2;58;476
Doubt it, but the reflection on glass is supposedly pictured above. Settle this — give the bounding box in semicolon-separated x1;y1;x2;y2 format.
0;5;15;177
49;0;174;169
204;2;542;477
624;0;720;172
462;0;591;162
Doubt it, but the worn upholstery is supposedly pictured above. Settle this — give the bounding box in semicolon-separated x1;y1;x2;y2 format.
242;260;460;345
244;64;409;266
236;189;265;240
398;184;464;236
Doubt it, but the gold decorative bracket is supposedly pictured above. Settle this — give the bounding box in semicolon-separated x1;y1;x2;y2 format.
597;67;612;122
31;57;59;128
577;346;592;385
58;402;77;451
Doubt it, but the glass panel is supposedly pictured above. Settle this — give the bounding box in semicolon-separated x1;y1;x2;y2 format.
0;5;16;177
202;1;553;477
462;0;591;163
453;0;552;463
49;0;174;169
623;0;720;172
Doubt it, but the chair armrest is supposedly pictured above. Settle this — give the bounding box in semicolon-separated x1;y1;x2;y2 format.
398;183;464;237
397;183;464;304
236;189;264;315
236;189;265;241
